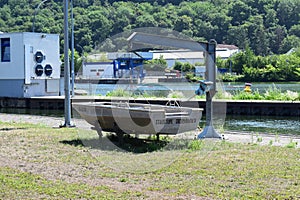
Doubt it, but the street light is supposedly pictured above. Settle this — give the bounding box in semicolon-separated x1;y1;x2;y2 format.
32;0;48;32
71;0;75;96
61;0;74;127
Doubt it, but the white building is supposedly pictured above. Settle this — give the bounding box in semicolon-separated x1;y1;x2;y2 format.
82;62;114;78
216;44;239;59
152;50;205;67
0;32;61;97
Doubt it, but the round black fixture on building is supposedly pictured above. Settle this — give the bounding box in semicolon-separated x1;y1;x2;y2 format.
44;64;53;76
34;51;44;63
35;64;44;76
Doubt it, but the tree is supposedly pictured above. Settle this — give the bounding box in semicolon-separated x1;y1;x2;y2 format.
268;25;287;54
227;24;249;49
289;24;300;38
111;2;135;35
88;9;112;45
276;0;300;30
231;46;255;74
279;35;300;54
144;55;167;71
209;11;232;43
174;15;193;34
228;1;252;25
135;14;158;28
247;15;270;55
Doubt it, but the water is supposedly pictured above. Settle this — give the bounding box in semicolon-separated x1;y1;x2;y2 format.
223;115;300;135
75;82;300;96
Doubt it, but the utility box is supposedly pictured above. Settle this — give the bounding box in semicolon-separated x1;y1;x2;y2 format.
0;32;61;97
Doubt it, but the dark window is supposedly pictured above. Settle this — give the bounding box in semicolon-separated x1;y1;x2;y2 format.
1;38;10;62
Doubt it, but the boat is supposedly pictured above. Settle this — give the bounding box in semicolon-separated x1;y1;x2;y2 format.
72;101;203;137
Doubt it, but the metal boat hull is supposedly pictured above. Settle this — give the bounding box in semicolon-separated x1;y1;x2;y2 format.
72;102;203;135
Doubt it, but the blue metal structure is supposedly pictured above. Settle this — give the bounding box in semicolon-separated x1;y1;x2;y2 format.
112;52;152;79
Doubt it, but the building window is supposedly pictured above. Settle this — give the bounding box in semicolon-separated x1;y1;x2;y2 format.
1;38;10;62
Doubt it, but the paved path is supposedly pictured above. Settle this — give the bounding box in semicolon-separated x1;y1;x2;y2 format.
0;113;299;148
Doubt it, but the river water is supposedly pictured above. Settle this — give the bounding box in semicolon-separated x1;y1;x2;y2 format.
75;82;300;96
222;115;299;135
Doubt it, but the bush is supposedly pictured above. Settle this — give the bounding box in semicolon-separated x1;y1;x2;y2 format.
188;140;204;151
232;90;264;100
106;88;131;97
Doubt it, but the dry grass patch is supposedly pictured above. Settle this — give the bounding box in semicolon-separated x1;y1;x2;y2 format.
0;121;299;199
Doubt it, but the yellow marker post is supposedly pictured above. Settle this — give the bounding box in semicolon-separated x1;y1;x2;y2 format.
244;82;252;93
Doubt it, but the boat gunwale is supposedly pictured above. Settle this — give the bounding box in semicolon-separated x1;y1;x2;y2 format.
72;102;203;113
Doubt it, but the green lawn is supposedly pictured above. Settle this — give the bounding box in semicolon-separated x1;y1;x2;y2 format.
0;121;299;199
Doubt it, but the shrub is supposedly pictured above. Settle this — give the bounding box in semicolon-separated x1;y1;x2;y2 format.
232;89;264;100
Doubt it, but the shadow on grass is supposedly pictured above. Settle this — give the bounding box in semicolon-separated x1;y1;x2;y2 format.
60;134;173;153
0;127;28;131
60;134;193;153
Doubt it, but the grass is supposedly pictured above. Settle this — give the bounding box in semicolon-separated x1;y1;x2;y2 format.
230;84;300;101
0;121;299;199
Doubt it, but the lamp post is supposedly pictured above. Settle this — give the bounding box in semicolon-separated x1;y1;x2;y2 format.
32;0;48;32
61;0;74;127
71;0;75;96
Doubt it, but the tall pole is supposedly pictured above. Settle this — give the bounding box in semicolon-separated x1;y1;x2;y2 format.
197;39;221;139
62;0;73;127
32;0;48;32
71;0;75;96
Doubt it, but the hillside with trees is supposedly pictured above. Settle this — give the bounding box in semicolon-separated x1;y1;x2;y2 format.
1;0;300;81
1;0;300;55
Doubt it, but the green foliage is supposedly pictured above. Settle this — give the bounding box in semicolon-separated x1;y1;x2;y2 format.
217;48;300;82
232;90;264;100
173;61;195;73
144;55;168;71
1;0;300;57
2;0;300;81
105;88;131;97
263;84;299;101
60;49;82;73
187;140;204;151
219;73;244;82
285;140;298;149
231;84;300;101
185;72;201;82
167;91;185;98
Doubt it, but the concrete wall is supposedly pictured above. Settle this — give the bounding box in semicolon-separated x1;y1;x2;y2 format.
0;80;24;98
